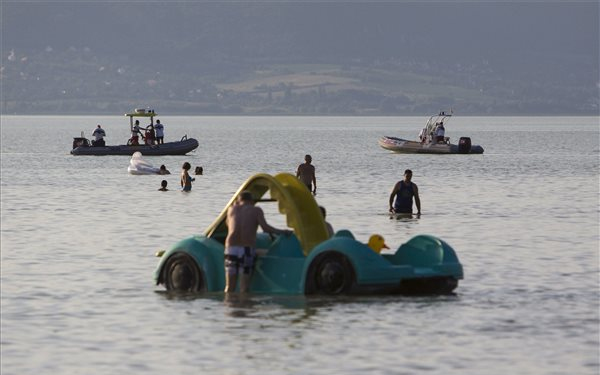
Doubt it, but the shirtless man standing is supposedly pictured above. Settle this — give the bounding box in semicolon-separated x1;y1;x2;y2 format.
296;154;317;194
224;191;291;293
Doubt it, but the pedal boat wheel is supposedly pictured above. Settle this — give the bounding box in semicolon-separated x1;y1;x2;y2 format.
164;253;205;292
306;251;355;295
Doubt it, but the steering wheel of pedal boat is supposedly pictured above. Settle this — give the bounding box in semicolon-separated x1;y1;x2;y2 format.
180;135;188;141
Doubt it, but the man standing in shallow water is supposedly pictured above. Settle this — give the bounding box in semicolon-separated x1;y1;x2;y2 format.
296;154;317;195
389;169;421;215
224;191;291;293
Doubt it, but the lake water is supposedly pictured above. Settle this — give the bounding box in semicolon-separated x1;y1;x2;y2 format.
1;115;599;375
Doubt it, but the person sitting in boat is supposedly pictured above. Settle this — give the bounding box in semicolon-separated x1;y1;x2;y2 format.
145;125;156;145
130;120;143;146
435;122;446;143
319;206;334;238
92;124;106;147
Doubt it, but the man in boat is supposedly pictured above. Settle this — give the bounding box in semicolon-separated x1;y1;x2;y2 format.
296;154;317;195
92;125;106;147
435;122;446;143
224;191;291;293
155;119;165;144
388;169;421;215
130;120;142;146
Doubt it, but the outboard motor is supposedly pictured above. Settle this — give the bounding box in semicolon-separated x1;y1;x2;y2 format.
458;137;472;154
72;137;90;149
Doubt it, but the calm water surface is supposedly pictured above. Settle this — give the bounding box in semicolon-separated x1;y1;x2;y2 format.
1;116;599;374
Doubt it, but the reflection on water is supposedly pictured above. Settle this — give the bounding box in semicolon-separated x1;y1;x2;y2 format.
157;290;462;323
389;212;421;221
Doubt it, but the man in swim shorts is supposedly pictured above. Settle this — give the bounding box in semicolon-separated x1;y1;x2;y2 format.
389;169;421;215
224;191;291;293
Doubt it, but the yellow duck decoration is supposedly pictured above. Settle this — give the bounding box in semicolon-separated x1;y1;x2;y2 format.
367;234;390;254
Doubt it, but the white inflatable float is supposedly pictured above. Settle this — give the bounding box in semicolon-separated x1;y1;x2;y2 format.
127;152;160;175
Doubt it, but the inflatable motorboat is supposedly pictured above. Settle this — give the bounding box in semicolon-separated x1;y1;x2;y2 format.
379;111;484;154
153;173;464;295
71;109;199;156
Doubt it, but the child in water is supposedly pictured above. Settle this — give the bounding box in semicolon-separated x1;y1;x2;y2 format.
180;162;195;192
158;180;168;191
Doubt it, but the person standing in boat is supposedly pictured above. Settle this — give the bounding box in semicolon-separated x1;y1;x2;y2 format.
130;120;142;145
92;125;106;147
296;154;317;195
180;162;195;192
389;169;421;215
154;119;165;144
435;122;446;143
145;124;156;145
319;206;335;238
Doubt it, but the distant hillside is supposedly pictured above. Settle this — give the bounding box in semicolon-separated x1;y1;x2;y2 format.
2;2;598;115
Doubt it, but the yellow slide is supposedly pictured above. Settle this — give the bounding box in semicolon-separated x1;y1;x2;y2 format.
204;173;329;255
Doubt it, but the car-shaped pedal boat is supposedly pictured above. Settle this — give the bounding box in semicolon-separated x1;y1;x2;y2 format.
154;173;463;295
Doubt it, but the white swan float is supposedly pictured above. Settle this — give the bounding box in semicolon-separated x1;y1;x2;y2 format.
127;152;160;175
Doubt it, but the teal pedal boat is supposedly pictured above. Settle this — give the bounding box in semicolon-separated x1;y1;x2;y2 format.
153;173;463;295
